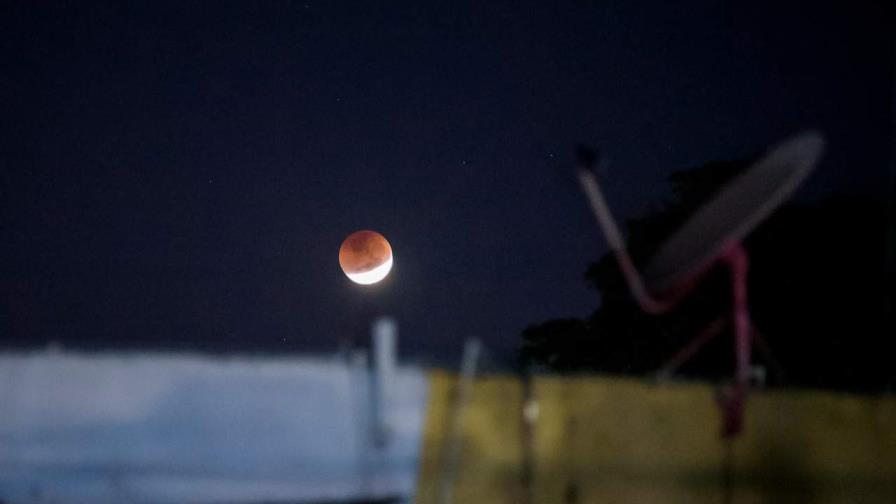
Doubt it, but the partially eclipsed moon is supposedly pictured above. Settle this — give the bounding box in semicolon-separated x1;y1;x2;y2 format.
339;230;393;285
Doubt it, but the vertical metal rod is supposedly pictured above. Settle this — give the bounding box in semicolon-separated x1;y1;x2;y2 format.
520;372;536;504
372;317;397;448
720;242;750;439
437;338;482;504
729;244;751;391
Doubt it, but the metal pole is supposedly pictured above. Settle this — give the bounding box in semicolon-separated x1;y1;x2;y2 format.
437;339;482;504
719;243;750;439
372;317;398;448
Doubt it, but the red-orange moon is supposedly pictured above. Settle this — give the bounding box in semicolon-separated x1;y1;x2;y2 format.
338;230;393;285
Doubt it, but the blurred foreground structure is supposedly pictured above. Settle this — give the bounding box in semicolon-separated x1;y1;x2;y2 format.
0;350;426;503
3;354;895;503
418;372;896;504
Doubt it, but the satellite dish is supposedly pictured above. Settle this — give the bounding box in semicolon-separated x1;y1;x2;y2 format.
576;130;825;438
643;131;825;294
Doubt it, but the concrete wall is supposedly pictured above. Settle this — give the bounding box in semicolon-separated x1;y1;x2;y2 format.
0;351;428;504
417;372;896;504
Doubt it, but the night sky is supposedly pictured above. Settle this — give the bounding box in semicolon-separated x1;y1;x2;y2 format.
2;1;893;362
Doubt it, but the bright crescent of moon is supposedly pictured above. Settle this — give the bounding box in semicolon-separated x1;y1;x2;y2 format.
345;255;393;285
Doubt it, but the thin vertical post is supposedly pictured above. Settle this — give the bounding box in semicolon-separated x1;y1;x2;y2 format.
720;242;750;439
372;317;397;448
437;339;482;504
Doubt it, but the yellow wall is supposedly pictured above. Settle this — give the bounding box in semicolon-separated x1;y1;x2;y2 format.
417;372;896;504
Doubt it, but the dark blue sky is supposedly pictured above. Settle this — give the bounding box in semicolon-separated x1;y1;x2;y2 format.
2;1;893;362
